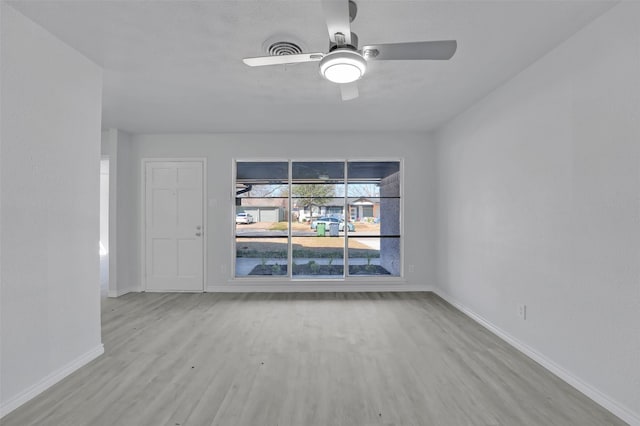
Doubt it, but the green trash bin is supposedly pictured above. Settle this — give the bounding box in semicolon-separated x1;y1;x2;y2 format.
316;222;326;236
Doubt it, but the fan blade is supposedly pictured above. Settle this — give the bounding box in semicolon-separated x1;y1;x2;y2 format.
362;40;457;61
243;53;324;67
321;0;352;46
340;82;358;101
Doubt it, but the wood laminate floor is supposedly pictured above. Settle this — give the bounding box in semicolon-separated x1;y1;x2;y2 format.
2;292;625;426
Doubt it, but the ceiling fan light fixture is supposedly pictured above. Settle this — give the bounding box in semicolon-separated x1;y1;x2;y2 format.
319;49;366;84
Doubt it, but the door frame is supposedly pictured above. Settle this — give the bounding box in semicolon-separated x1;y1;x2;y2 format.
141;158;207;292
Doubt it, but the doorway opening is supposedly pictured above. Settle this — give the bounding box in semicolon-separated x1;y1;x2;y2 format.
100;157;109;297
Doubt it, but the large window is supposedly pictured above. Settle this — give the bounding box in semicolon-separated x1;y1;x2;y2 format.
235;160;401;279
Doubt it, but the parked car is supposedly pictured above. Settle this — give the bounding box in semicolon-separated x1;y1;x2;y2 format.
235;212;254;224
310;217;355;232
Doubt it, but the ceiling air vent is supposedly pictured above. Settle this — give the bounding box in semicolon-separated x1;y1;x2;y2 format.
266;41;303;56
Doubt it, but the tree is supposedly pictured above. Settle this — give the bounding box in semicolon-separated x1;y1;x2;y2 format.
237;183;287;198
291;184;335;209
346;183;380;198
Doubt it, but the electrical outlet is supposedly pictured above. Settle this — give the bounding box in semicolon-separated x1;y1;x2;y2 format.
518;304;527;320
408;264;415;273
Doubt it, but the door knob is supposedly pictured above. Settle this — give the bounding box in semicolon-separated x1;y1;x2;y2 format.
195;232;201;237
196;225;202;230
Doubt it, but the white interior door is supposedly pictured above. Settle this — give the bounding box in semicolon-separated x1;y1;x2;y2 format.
145;161;204;291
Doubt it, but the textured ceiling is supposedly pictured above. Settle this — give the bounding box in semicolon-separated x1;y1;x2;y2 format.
9;0;616;134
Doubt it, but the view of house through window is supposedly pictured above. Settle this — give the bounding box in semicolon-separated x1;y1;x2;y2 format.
235;160;401;279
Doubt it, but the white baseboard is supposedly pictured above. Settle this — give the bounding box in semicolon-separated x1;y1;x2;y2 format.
0;344;105;419
207;283;433;293
434;289;639;426
111;284;433;294
108;287;136;298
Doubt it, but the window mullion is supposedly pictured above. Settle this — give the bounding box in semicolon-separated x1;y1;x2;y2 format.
344;160;348;279
288;160;292;279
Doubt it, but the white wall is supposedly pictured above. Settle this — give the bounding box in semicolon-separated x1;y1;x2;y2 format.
120;133;436;291
434;3;640;424
0;3;103;416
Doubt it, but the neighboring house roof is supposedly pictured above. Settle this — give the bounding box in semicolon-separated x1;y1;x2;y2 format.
350;197;376;205
294;197;378;209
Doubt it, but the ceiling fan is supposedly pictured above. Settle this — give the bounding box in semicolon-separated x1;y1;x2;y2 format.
242;0;457;101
